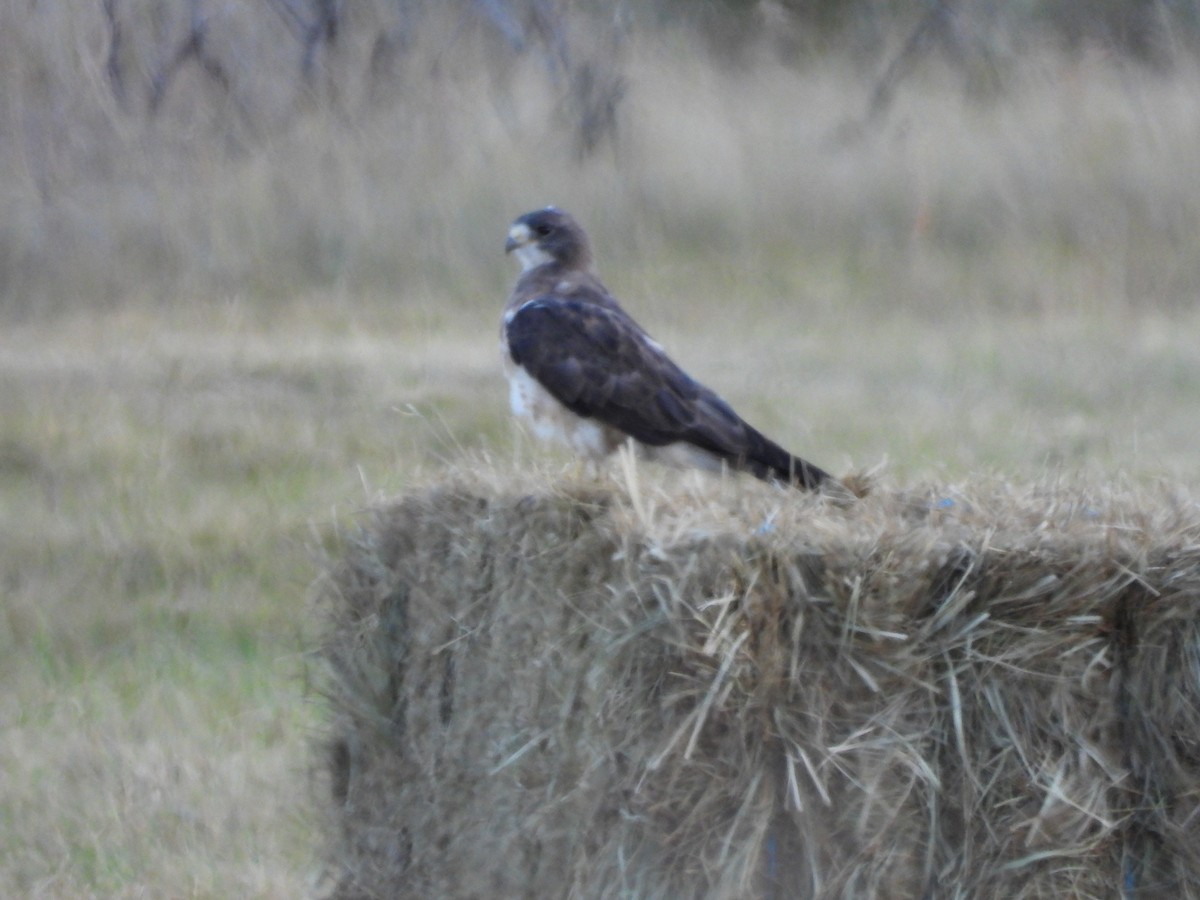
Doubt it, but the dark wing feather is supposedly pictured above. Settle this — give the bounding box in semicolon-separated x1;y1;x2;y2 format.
506;297;833;492
506;297;746;447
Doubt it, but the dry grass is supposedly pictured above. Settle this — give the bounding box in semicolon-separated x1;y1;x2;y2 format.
10;298;1200;897
2;6;1200;896
316;465;1200;897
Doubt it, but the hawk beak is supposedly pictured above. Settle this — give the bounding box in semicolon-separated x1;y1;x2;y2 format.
505;223;531;254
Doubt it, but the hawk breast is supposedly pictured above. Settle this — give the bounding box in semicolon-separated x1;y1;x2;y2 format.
506;362;617;460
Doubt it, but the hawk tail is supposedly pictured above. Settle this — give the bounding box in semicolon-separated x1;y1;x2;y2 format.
738;428;833;491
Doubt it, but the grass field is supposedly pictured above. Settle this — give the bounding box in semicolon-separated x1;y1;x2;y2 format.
4;292;1199;896
3;15;1200;897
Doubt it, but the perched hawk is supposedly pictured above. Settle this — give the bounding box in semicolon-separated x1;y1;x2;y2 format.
502;207;837;491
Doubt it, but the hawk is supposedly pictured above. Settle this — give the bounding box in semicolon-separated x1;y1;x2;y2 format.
502;207;838;491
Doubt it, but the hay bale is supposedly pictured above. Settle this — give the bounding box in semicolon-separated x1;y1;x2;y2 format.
313;472;1200;898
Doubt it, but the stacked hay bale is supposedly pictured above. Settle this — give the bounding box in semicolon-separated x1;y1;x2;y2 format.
314;472;1200;898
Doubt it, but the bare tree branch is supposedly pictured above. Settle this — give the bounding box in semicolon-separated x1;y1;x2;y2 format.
568;61;624;158
148;0;238;119
866;0;955;124
263;0;309;41
528;0;572;79
128;0;623;156
263;0;343;82
301;0;342;80
474;0;527;52
101;0;127;107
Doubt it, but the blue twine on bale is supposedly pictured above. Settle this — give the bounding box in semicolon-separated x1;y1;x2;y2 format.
765;831;778;899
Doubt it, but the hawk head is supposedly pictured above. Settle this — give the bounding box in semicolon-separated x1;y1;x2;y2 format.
505;207;592;273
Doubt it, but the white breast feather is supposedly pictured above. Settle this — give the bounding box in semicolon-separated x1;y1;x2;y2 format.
507;365;611;460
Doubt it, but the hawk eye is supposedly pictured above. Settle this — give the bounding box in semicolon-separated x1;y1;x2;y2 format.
534;223;552;237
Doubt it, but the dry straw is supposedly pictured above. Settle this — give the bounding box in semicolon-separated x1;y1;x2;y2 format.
314;464;1200;898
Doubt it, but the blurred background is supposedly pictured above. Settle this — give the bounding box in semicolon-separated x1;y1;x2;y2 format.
3;1;1200;895
4;0;1200;313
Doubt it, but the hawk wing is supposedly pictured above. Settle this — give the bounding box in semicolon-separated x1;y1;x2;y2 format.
505;296;762;458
